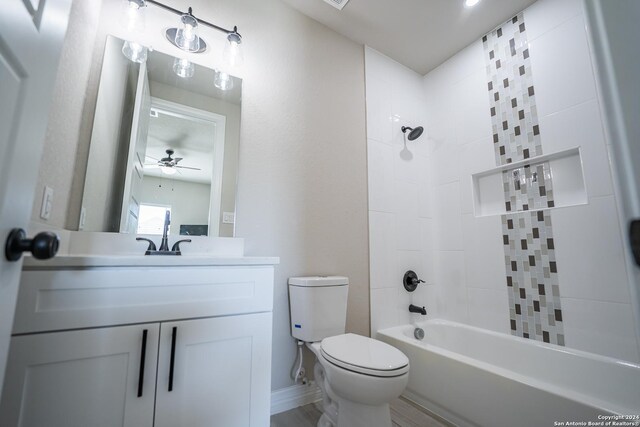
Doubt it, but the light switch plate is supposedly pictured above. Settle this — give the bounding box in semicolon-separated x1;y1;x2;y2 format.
222;212;235;224
40;186;53;220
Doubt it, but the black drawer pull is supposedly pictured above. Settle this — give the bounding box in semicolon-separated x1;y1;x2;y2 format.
137;329;148;398
168;326;177;392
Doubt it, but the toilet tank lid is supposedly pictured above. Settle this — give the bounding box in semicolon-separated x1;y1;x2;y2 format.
288;276;349;287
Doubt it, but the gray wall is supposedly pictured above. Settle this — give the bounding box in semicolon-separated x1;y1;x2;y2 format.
32;0;369;392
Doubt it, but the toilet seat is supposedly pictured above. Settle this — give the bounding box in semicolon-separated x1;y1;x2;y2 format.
320;333;409;377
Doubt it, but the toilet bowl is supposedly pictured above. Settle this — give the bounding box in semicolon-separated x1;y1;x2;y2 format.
288;276;410;427
307;334;409;427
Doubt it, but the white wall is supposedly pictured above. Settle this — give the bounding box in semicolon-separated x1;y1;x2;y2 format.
33;0;369;393
364;47;436;334
140;176;211;233
418;0;639;362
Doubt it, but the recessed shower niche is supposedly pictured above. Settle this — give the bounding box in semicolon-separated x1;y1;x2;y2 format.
471;147;587;217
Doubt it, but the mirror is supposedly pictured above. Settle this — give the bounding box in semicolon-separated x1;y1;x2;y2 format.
77;35;241;237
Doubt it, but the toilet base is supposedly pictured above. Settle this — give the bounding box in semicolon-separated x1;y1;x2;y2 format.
313;359;392;427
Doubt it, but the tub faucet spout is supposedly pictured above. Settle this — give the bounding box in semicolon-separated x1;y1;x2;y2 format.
409;304;427;315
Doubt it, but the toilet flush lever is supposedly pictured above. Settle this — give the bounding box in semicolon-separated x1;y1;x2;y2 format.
403;270;425;292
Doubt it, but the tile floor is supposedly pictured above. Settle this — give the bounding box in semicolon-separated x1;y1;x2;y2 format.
270;397;450;427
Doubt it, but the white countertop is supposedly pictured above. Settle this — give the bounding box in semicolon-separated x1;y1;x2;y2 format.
23;255;280;269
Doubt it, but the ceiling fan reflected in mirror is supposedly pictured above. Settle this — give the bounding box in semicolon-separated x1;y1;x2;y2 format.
144;149;201;175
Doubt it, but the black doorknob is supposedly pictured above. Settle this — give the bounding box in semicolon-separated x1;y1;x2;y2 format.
5;228;60;262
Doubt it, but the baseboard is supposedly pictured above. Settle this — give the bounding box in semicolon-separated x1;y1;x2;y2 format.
271;382;322;415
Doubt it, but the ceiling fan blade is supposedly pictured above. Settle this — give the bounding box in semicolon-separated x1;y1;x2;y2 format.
144;164;161;168
174;157;183;164
175;165;201;171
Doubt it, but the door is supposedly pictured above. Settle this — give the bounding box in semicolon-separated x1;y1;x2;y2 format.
119;60;151;233
155;313;273;427
0;0;72;396
0;324;159;427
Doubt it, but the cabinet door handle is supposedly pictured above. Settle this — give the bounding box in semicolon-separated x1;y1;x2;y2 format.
137;329;148;398
168;326;177;392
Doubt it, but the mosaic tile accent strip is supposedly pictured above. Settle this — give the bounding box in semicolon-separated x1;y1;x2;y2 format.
483;13;565;344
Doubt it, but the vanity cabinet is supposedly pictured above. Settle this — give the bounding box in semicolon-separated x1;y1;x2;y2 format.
0;259;277;427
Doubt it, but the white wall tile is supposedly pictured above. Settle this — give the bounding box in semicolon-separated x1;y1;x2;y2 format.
561;298;640;362
529;15;598;118
462;214;506;291
420;218;436;285
436;182;463;251
365;75;393;144
539;99;614;198
524;0;583;42
550;196;631;303
369;211;396;289
393;139;422;184
452;68;493;146
435;251;468;323
393;180;419;218
459;137;496;214
370;288;398;334
367;139;394;212
434;142;462;185
418;161;434;218
467;288;511;334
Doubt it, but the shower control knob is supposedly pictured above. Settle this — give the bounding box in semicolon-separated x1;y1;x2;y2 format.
5;228;59;262
403;270;425;292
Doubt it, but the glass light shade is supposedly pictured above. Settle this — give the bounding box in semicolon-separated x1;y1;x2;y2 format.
121;0;146;33
173;58;195;78
214;70;234;91
174;14;200;51
122;41;148;63
160;166;177;175
223;35;244;68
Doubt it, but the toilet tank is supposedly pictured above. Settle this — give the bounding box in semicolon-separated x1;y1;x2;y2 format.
288;276;349;342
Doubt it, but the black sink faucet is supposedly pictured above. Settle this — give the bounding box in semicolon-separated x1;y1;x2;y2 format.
409;304;427;315
136;210;191;255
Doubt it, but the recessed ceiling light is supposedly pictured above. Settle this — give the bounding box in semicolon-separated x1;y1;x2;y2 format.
465;0;481;7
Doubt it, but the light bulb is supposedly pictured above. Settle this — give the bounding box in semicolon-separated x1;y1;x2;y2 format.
122;40;148;63
121;0;146;33
161;166;177;175
223;33;244;68
464;0;481;7
175;14;200;51
173;58;195;78
214;70;234;91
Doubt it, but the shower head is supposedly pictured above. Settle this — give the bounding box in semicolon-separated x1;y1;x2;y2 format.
401;126;424;141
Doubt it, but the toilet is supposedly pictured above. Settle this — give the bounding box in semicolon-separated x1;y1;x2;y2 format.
288;276;409;427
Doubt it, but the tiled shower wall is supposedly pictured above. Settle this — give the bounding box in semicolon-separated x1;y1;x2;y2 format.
422;0;638;362
367;0;640;362
365;47;438;334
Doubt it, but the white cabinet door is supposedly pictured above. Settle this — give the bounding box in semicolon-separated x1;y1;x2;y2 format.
155;313;273;427
0;324;159;427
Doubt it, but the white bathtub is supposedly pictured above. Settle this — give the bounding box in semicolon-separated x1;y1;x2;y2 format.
377;319;640;427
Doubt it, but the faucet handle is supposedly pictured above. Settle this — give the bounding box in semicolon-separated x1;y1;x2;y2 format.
136;237;157;255
171;239;192;253
403;270;425;292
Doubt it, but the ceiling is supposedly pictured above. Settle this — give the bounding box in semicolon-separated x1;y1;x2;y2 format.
279;0;537;75
144;111;216;184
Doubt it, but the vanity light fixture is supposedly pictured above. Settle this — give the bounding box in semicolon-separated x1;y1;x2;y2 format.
173;58;195;78
122;0;243;67
122;40;148;63
214;70;234;91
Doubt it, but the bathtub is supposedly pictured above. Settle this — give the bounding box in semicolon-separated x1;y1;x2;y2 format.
377;319;640;427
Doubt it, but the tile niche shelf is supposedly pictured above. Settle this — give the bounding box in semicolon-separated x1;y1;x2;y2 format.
471;147;587;217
